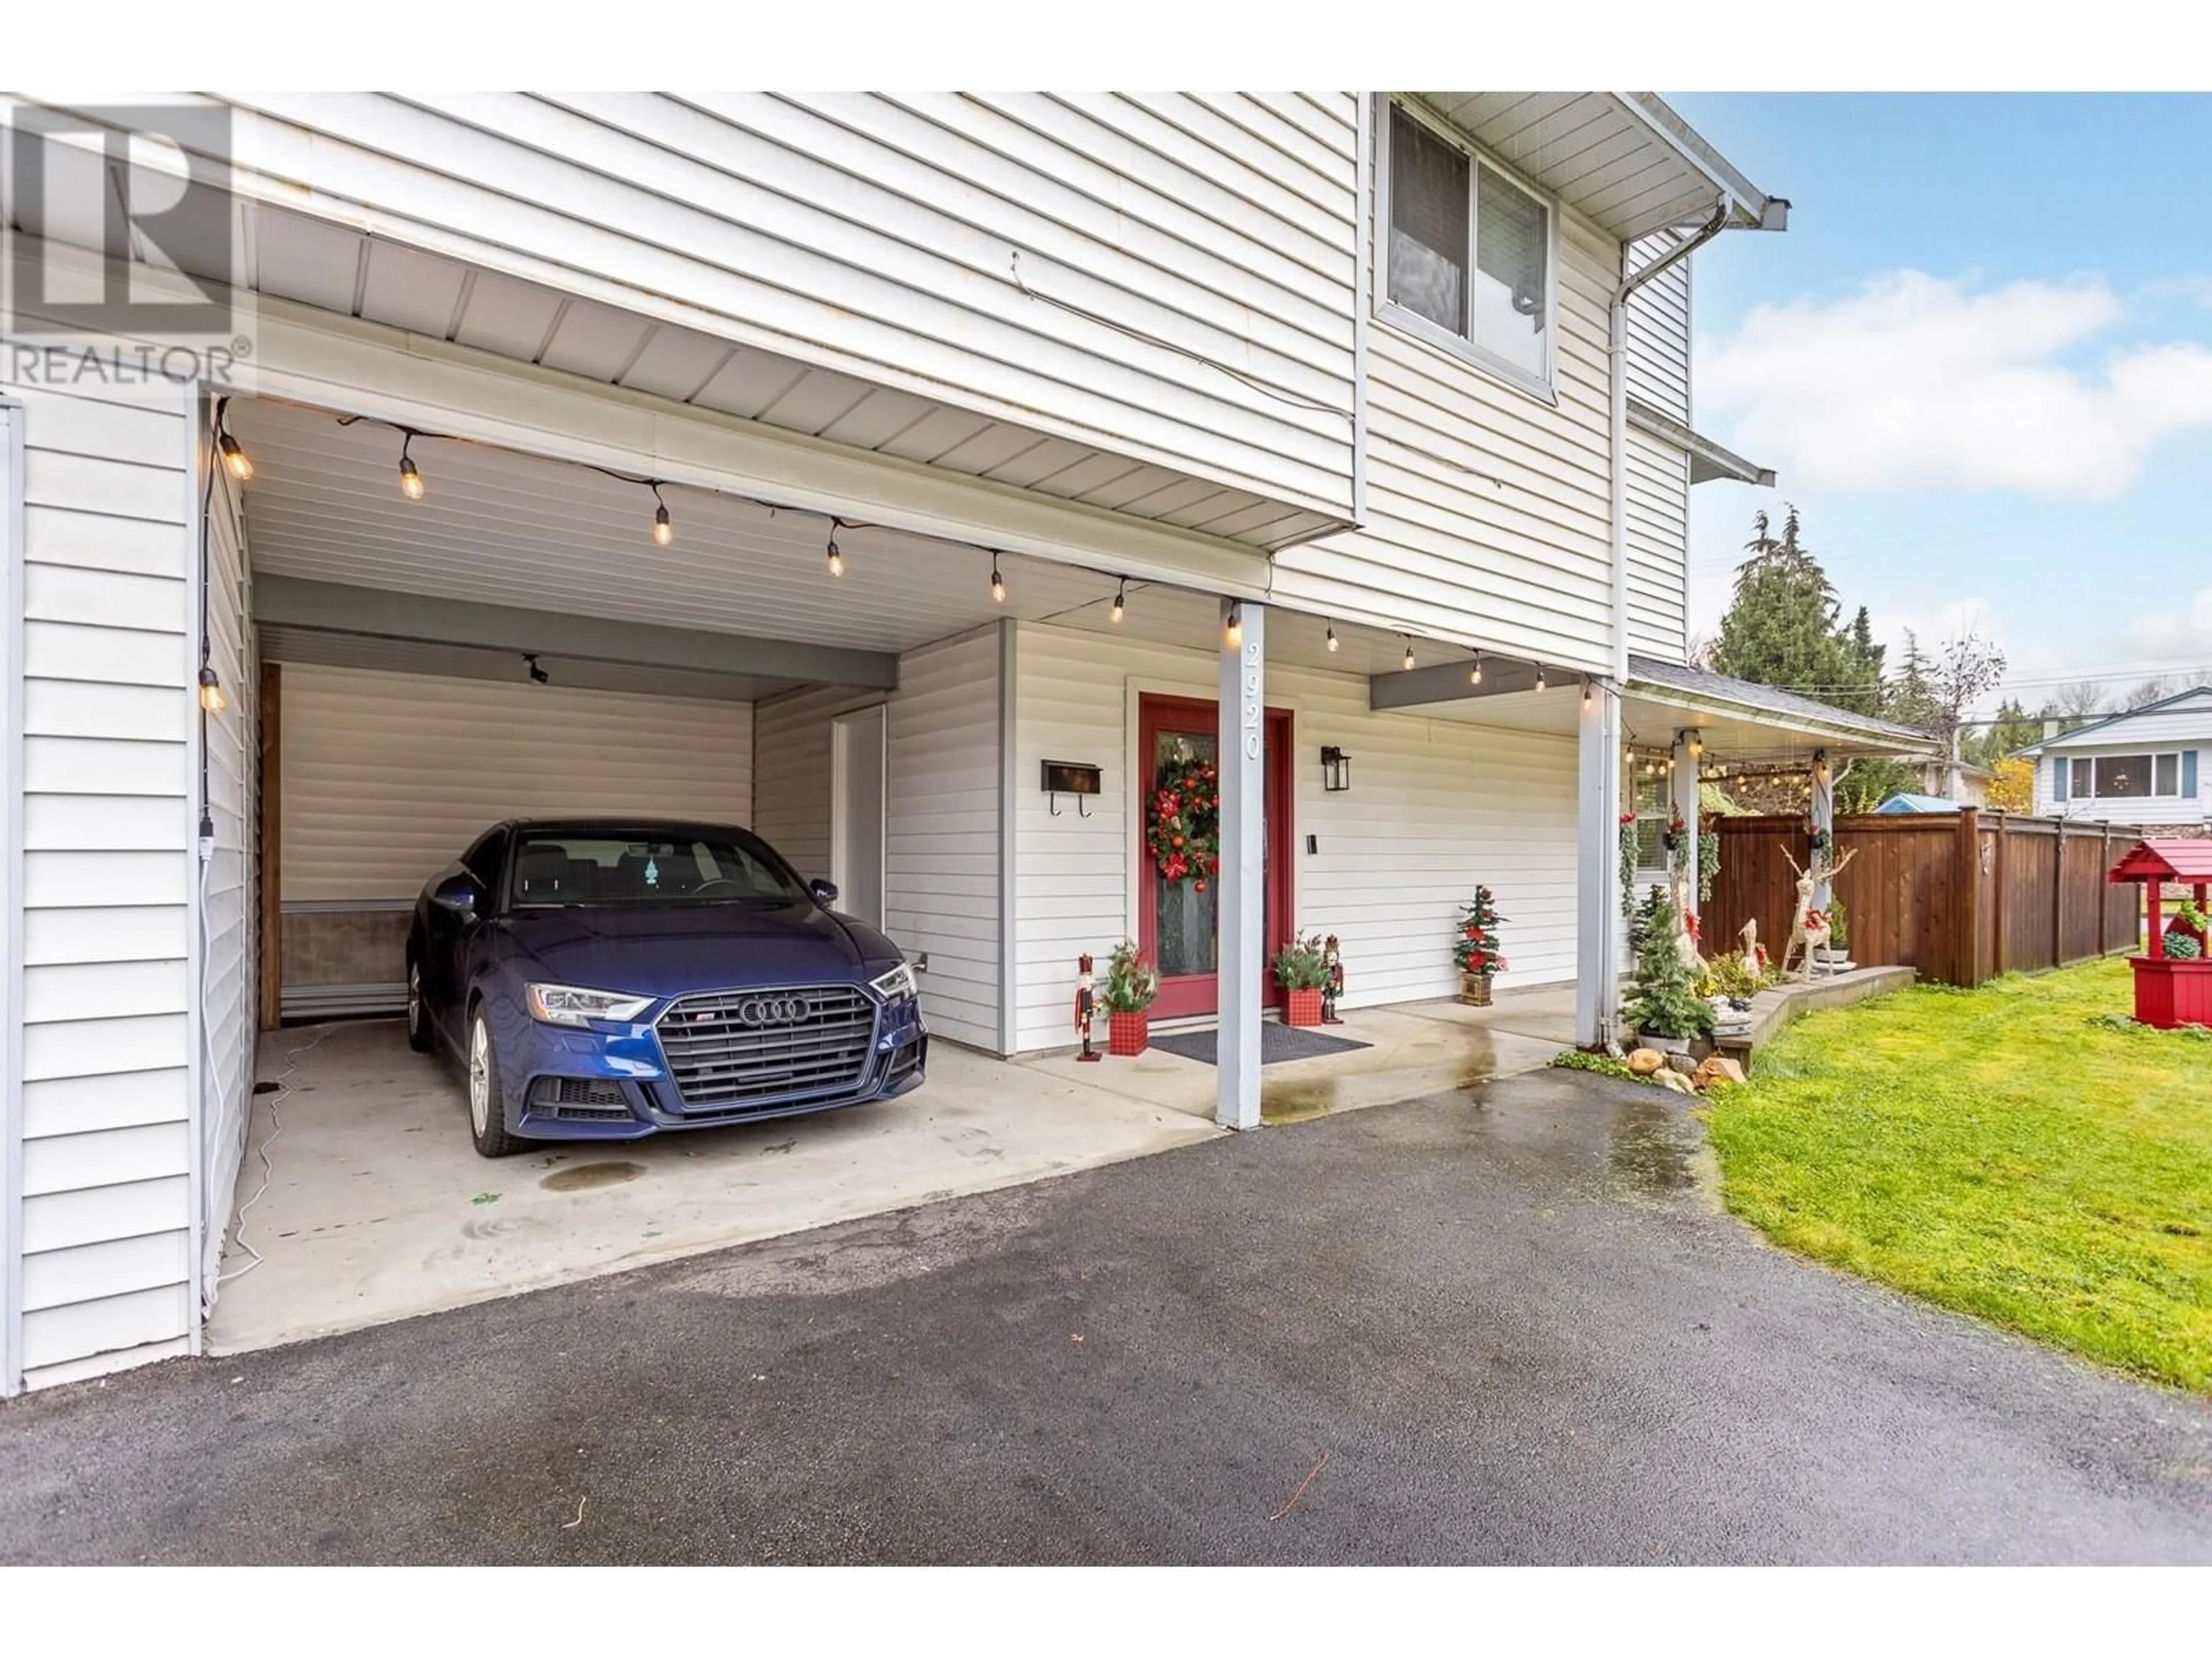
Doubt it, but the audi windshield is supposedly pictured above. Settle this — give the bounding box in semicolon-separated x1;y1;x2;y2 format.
506;832;810;908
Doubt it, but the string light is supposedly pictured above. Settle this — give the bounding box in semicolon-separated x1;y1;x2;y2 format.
1583;677;1593;704
990;555;1006;604
1225;605;1243;651
196;665;226;713
1325;622;1339;653
397;433;424;501
1111;578;1126;624
1534;663;1547;694
1470;650;1483;687
525;653;550;685
1402;638;1416;672
217;430;252;482
651;484;673;547
826;522;845;578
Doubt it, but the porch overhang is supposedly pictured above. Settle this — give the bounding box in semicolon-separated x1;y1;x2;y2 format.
1368;650;1934;761
1627;397;1776;488
1622;656;1934;759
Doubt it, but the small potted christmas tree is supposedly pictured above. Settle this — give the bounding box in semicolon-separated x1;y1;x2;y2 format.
1624;883;1713;1055
1100;939;1159;1055
1272;933;1331;1027
1455;887;1508;1005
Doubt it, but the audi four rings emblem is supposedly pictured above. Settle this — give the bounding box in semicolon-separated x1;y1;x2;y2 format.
733;995;809;1027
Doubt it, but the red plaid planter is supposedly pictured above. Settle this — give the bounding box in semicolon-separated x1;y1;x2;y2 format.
1108;1012;1150;1056
1284;988;1324;1028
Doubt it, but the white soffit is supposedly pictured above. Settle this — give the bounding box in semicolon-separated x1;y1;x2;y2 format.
1413;93;1777;241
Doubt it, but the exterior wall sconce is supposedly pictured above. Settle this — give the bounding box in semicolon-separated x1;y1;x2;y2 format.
1320;746;1353;793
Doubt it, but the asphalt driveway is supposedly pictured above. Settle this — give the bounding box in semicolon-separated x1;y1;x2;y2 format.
3;1071;2208;1564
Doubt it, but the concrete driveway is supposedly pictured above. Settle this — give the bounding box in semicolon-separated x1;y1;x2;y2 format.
3;1070;2209;1564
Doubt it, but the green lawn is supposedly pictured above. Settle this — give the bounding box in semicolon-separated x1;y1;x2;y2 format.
1705;958;2212;1393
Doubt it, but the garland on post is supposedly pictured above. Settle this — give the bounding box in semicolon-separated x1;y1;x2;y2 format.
1618;813;1639;921
1146;749;1220;889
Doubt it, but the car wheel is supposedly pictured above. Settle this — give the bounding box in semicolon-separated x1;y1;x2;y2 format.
467;1007;522;1158
406;957;435;1053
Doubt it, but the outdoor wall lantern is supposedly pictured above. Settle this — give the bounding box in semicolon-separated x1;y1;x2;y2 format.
1320;746;1353;793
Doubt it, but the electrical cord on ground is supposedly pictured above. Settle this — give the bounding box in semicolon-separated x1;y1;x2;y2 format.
215;1024;336;1287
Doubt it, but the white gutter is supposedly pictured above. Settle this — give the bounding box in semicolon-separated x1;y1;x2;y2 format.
1609;200;1731;681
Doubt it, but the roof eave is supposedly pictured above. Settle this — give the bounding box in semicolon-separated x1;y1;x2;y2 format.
1617;93;1790;232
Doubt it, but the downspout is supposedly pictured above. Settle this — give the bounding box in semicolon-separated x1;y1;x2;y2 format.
1609;198;1732;683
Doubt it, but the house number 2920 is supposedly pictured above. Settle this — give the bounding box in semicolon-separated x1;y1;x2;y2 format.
1241;639;1263;760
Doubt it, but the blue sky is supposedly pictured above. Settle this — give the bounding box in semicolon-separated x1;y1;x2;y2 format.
1665;93;2212;710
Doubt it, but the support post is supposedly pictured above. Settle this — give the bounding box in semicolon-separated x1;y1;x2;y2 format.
1671;730;1702;929
1217;599;1265;1130
1575;680;1623;1048
257;659;282;1031
1992;815;2009;976
1809;749;1835;914
1955;806;1983;987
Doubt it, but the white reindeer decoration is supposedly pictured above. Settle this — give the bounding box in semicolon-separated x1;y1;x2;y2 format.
1779;843;1858;982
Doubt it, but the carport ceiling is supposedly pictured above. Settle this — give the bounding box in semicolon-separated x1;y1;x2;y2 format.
230;396;1408;677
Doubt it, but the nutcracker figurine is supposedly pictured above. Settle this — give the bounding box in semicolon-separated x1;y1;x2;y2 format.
1074;953;1101;1062
1321;935;1344;1024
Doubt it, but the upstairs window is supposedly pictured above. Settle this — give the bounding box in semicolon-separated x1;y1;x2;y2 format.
1381;100;1553;391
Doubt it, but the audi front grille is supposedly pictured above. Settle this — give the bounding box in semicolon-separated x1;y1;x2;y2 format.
654;985;878;1111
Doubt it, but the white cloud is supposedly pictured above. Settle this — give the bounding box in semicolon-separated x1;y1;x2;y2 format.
1700;272;2212;498
2124;586;2212;658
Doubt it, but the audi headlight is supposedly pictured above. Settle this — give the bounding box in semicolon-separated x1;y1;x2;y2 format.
869;963;919;1005
526;983;655;1027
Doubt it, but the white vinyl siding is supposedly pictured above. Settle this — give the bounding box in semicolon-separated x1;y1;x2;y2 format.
213;92;1361;524
4;369;198;1393
1624;232;1692;423
278;665;754;903
1623;426;1691;662
199;434;257;1304
1009;620;1578;1054
752;630;1005;1053
1280;181;1621;676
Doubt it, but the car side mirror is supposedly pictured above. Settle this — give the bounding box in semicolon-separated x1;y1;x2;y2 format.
809;878;840;906
432;873;483;915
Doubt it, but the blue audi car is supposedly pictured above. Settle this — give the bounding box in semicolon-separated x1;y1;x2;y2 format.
406;818;927;1156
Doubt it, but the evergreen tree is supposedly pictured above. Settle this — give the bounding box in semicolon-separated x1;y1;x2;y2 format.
1624;884;1714;1041
1711;506;1884;714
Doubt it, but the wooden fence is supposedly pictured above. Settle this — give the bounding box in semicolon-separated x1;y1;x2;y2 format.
1699;812;2142;988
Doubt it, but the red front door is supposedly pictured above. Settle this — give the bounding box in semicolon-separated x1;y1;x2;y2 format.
1138;694;1294;1020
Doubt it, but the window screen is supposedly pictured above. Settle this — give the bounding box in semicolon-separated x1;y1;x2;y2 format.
1388;105;1469;335
1474;167;1548;378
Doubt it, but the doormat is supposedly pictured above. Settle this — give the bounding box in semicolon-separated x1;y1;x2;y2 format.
1148;1024;1372;1067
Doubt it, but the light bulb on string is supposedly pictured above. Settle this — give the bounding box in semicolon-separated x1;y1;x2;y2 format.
217;431;252;482
1534;663;1547;694
1225;606;1243;652
397;434;424;501
990;555;1006;604
1110;579;1126;624
651;485;673;547
826;529;844;578
1471;650;1483;686
1402;639;1415;672
1325;622;1339;653
196;665;226;713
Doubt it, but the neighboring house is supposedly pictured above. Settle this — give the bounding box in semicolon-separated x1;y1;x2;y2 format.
2016;687;2212;830
1875;793;1969;815
0;92;1925;1391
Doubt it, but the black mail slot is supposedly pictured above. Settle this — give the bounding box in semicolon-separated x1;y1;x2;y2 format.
1040;760;1102;796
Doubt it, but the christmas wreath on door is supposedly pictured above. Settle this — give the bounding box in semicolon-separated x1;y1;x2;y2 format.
1147;749;1221;889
